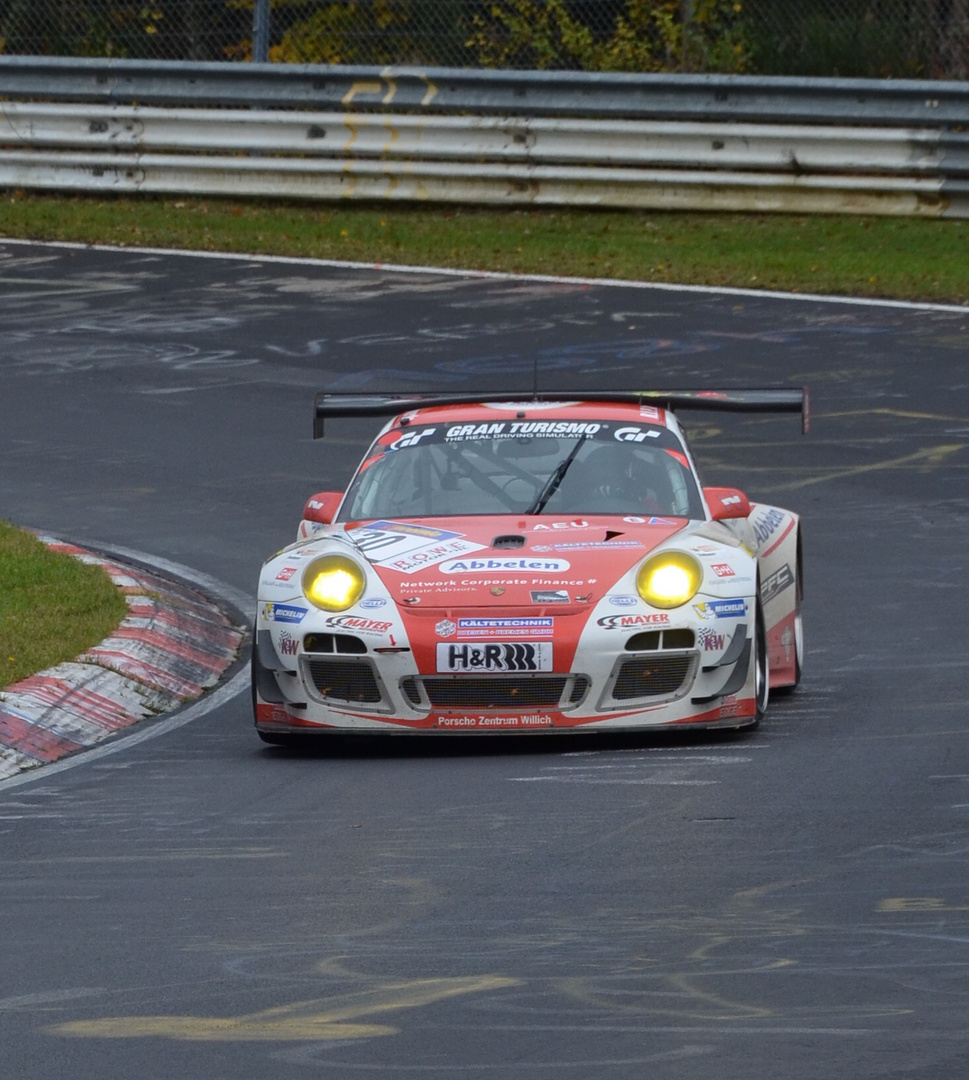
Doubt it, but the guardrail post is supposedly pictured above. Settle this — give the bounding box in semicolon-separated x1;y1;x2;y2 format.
252;0;271;64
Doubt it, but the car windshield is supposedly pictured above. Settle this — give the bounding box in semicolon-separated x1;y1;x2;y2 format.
340;418;705;520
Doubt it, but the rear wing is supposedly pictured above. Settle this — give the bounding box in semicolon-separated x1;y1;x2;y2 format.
313;388;809;439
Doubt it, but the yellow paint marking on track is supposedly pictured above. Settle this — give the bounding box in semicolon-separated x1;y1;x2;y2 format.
878;897;969;913
819;408;969;424
769;444;966;491
45;975;520;1043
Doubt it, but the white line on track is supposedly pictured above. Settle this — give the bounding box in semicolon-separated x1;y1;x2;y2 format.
1;237;967;314
0;543;254;794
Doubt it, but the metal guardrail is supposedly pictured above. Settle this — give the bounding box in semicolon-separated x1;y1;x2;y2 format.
1;59;967;216
2;56;969;125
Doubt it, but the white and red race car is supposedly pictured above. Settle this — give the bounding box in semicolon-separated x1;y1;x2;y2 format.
253;390;805;743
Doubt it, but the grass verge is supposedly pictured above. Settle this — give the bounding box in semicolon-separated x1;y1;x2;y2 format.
1;192;967;305
0;522;128;690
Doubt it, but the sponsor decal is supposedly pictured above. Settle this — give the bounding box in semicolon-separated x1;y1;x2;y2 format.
698;628;726;652
435;714;555;729
289;547;324;559
275;566;298;582
753;507;787;546
363;520;450;540
596;613;670;630
324;615;393;636
445;420;602;441
401;580;478;594
541;540;644;551
278;631;299;657
781;624;794;662
532;520;589;531
265;603;308;624
639;405;662;422
711;563;735;578
614;426;662;443
389;539;482;574
435;619;457;638
762;563;795;604
260;576;302;592
392;427;437;449
440;557;570;574
348;521;484;573
531;589;570;604
719;696;744;719
457;617;554;639
609;595;639;607
693;599;746;621
691;544;720;556
622;516;677;525
436;642;553;673
359;597;387;609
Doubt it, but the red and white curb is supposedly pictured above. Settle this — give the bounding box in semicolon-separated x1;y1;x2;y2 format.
0;537;245;781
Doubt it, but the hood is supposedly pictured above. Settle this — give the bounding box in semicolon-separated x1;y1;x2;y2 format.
342;515;688;611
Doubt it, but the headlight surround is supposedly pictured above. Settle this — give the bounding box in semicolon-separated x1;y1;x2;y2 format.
636;551;702;609
301;554;366;612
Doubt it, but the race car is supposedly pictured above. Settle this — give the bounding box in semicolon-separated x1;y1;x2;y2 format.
253;390;805;743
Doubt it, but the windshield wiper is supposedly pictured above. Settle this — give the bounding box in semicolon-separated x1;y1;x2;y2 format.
525;435;587;516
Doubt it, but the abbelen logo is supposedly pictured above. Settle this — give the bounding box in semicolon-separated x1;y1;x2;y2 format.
439;557;570;574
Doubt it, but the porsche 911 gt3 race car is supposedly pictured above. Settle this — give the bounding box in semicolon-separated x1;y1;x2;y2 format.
253;390;805;743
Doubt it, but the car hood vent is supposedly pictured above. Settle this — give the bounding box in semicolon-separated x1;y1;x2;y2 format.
491;534;526;549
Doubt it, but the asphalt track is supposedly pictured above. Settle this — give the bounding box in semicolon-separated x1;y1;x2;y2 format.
1;239;968;1079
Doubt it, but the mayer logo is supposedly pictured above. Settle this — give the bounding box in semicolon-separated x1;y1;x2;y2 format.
439;557;570;574
325;616;393;635
597;613;670;630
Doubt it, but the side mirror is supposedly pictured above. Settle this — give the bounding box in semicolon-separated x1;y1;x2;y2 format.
704;486;751;522
301;491;342;526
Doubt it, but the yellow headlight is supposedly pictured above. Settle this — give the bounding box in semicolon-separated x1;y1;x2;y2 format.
636;552;702;609
302;554;366;612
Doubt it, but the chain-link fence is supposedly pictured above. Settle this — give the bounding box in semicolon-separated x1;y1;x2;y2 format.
1;1;966;79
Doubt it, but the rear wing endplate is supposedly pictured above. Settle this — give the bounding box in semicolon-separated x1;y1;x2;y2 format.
313;388;809;439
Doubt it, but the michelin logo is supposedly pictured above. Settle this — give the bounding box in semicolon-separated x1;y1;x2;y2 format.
265;603;308;624
693;599;746;621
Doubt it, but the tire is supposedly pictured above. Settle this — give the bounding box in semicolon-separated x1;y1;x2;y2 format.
754;601;770;721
